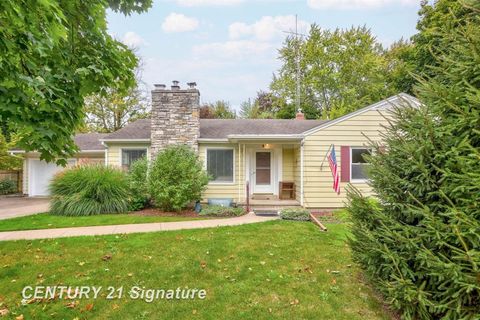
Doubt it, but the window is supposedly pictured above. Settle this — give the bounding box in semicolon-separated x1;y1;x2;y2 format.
207;149;234;183
351;148;371;181
121;149;147;169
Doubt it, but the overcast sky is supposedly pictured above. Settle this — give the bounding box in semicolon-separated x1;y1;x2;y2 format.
107;0;422;109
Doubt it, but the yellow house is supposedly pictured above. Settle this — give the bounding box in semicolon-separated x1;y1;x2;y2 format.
15;82;419;210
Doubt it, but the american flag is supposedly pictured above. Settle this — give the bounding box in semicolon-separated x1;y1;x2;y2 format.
328;145;341;194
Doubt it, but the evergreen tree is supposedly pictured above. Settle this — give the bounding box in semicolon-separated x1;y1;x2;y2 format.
347;2;480;319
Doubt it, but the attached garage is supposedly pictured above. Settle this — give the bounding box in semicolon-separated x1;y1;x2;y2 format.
11;133;108;197
28;159;76;196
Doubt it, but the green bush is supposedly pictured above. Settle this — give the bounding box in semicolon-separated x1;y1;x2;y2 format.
279;208;310;221
347;6;480;318
127;157;149;211
149;145;209;212
0;179;16;195
199;205;245;217
49;165;130;216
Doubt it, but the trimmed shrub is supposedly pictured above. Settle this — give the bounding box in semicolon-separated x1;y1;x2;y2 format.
50;164;130;216
0;179;16;195
279;208;310;221
127;157;149;211
149;145;209;212
199;205;245;217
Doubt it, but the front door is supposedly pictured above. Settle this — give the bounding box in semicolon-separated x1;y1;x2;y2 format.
254;151;273;193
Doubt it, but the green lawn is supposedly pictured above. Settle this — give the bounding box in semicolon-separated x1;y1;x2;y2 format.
0;213;208;232
0;221;393;319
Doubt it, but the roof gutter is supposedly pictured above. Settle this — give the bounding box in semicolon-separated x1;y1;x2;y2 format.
227;134;304;142
197;138;229;143
100;139;151;143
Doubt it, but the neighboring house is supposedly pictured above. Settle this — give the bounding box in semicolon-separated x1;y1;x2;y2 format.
13;82;420;209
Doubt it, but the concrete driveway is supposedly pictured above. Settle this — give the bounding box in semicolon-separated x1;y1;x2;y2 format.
0;197;50;220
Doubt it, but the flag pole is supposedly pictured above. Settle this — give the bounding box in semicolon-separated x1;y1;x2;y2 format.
320;144;333;170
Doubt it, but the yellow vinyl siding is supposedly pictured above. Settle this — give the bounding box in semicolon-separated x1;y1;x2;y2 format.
302;109;393;208
282;148;295;182
106;143;150;166
293;146;301;201
199;143;245;203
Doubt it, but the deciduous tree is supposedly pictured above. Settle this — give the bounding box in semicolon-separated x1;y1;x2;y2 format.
271;25;396;119
0;0;152;164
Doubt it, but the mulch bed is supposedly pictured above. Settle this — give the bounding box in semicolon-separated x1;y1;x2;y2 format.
131;208;201;217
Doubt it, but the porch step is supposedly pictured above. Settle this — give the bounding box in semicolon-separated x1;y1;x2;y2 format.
253;209;279;217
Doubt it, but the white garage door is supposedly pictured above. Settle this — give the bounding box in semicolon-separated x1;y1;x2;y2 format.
29;160;76;196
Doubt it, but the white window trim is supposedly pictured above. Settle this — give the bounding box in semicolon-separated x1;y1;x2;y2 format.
350;147;370;183
119;147;149;167
205;147;235;185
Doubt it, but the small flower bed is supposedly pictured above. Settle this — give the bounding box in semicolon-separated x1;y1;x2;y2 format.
279;208;311;221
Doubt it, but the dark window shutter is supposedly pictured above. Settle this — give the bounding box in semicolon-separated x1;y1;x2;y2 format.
340;146;350;182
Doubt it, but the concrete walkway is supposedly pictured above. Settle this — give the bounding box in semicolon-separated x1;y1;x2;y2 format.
0;197;50;220
0;213;278;241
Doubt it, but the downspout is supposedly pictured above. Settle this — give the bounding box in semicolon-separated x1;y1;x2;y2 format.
102;141;108;166
300;138;305;207
238;143;241;203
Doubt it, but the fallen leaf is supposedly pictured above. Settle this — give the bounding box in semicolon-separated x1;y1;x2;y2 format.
290;299;299;306
85;303;94;311
102;254;112;261
0;308;9;316
37;274;43;279
127;273;133;277
200;261;207;269
65;301;79;309
192;309;197;315
16;315;24;320
78;262;85;266
260;261;266;265
331;278;337;285
112;304;119;310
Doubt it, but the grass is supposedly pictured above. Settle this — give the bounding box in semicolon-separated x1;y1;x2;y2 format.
0;213;208;232
0;221;393;319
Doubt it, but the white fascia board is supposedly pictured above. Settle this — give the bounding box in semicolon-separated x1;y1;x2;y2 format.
227;134;303;141
303;93;421;136
99;139;151;143
197;138;229;143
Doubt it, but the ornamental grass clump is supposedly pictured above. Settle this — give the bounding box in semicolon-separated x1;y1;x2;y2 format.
50;164;130;216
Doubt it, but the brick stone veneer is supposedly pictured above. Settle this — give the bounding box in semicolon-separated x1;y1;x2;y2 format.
150;85;200;159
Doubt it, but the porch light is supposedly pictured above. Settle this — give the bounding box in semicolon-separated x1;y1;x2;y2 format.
262;144;272;149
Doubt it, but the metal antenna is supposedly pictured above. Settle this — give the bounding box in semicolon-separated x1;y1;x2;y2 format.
282;14;305;113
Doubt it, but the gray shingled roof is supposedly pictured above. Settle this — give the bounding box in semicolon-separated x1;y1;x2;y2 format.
104;119;151;140
199;119;328;138
74;133;108;151
102;118;329;140
9;133;107;152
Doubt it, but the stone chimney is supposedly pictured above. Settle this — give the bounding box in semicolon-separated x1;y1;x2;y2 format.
295;109;305;120
150;81;200;159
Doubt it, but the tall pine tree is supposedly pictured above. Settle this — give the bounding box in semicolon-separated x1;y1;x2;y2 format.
347;2;480;319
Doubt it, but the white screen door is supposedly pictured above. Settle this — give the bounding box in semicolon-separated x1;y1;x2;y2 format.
254;151;273;193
